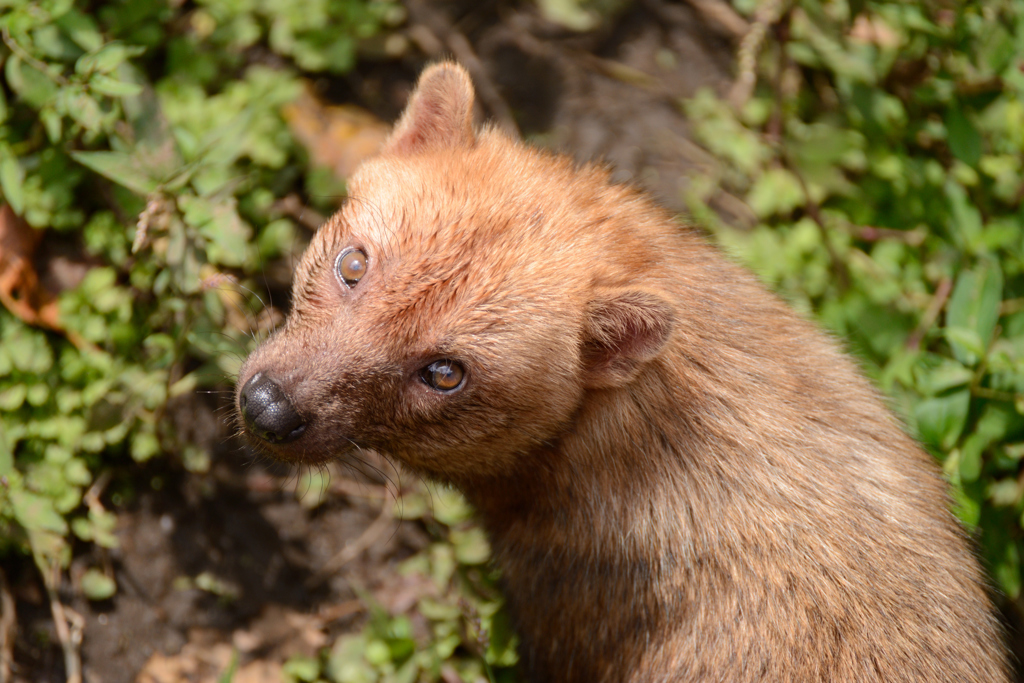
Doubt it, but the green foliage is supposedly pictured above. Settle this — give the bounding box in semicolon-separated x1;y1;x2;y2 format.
0;0;396;608
0;2;513;678
687;0;1024;597
533;0;629;32
287;483;517;683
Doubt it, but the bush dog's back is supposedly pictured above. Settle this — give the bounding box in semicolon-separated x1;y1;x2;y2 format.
236;63;1009;681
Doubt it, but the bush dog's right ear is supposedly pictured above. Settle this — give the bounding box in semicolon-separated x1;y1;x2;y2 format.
581;288;674;389
383;62;476;156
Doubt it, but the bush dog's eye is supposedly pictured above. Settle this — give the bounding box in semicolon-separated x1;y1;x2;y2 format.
420;360;465;392
336;248;367;287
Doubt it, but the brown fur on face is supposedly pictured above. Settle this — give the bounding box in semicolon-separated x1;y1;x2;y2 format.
237;63;1010;681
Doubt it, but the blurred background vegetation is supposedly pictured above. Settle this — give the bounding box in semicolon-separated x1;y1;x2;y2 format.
1;0;1023;681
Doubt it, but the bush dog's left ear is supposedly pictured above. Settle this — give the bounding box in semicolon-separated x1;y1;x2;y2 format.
383;61;476;156
582;288;674;389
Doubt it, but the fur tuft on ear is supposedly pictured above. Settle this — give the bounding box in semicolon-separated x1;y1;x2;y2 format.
383;62;476;155
582;289;674;389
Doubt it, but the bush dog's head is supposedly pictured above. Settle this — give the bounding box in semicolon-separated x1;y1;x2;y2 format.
236;62;673;485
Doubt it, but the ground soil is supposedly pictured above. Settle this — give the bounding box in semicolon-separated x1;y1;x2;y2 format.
7;2;1022;682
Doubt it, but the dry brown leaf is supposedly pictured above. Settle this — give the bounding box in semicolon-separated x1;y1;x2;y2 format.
231;604;328;660
0;204;54;328
0;204;95;349
231;660;283;683
198;265;262;337
283;87;391;180
135;631;285;683
135;641;234;683
849;14;900;48
374;570;438;615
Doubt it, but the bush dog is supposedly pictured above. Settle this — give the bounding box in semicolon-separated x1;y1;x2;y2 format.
237;62;1008;682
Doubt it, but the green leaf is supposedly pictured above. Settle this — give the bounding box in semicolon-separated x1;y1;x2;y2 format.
974;403;1020;443
75;42;145;75
55;9;104;52
63;457;91;486
959;432;985;482
429;486;473;526
282;655;320;682
946;262;1003;365
295;467;328;509
914;389;970;451
486;608;519;666
943;327;986;365
26;383;48;406
685;88;769;175
27;528;70;573
913;358;973;396
283;655;321;681
0;384;27;411
746;168;806;218
80;568;116;600
179;195;251;267
66;90;104;131
0;145;26;214
71;507;118;547
417;598;460;621
988;478;1021;507
70;151;160;195
40;106;63;143
89;74;143;97
217;651;239;683
393;489;428;520
944;181;983;249
946;106;982;166
364;638;391;666
383;618;415;661
130;431;160;462
0;426;12;477
536;0;597;31
11;489;69;535
953;481;982;527
4;55;58;109
326;633;377;683
429;542;456;588
7;325;54;373
450;527;491;566
994;542;1022;599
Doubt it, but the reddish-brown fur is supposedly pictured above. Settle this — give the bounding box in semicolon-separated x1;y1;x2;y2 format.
236;63;1009;681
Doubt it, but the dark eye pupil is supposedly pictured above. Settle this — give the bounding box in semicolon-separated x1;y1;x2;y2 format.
337;249;367;286
422;360;464;392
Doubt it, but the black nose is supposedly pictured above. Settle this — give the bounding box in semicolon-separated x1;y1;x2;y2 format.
239;372;307;444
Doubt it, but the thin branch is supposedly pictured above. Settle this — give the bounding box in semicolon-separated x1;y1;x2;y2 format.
906;277;952;351
41;561;82;683
405;0;520;138
446;32;521;138
328;477;389;499
728;0;784;109
681;0;749;40
306;502;393;587
855;225;927;246
317;599;365;623
970;386;1017;403
787;164;850;290
1;28;70;87
83;470;112;514
0;567;14;683
1000;298;1024;316
271;194;327;232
